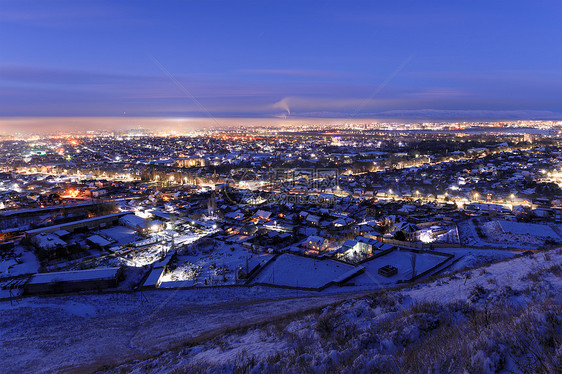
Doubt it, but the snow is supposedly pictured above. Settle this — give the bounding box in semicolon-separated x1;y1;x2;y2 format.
143;268;165;288
0;245;38;278
250;254;355;289
332;266;365;284
60;300;98;317
52;229;70;237
32;233;66;249
98;249;562;374
119;214;149;229
436;247;518;272
87;234;113;247
27;267;120;284
349;249;449;286
457;218;556;249
100;226;140;244
401;250;561;305
120;244;166;267
0;259;18;275
10;249;43;275
497;220;560;238
0;245;557;373
0;286;352;373
159;241;272;287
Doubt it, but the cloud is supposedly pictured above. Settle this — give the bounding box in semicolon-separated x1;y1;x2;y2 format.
378;109;562;120
0;66;139;85
1;64;561;119
238;69;349;79
0;1;150;28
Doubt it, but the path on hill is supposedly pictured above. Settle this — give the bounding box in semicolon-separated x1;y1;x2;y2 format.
0;288;369;374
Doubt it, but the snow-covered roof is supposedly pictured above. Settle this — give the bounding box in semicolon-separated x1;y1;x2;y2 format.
342;239;357;248
87;235;113;247
28;267;120;285
254;210;272;219
119;214;148;229
52;230;70;237
32;233;66;249
395;222;420;232
307;235;326;245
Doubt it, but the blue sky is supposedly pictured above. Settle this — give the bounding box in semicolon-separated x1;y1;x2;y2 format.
1;0;561;121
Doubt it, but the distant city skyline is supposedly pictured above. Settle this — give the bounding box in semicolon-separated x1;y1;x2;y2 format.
1;1;561;122
0;117;559;136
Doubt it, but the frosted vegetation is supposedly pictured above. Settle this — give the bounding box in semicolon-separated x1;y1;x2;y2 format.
106;249;562;374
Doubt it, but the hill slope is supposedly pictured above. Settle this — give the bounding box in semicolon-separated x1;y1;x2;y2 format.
107;249;562;373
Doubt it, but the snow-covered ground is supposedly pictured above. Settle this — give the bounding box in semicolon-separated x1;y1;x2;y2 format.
250;253;355;289
349;249;449;286
0;286;358;373
0;246;39;277
160;242;273;287
498;220;560;238
438;247;518;272
457;218;559;249
0;244;539;373
105;249;562;374
119;243;167;267
481;220;560;248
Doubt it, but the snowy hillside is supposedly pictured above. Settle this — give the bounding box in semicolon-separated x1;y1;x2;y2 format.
106;249;562;373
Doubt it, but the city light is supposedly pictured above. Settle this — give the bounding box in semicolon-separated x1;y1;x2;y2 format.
1;1;559;371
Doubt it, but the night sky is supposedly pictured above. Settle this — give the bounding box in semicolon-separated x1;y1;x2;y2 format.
1;0;561;122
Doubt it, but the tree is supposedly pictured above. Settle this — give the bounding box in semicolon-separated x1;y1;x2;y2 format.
410;253;417;278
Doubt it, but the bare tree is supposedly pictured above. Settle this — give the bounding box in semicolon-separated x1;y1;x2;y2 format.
410;252;417;278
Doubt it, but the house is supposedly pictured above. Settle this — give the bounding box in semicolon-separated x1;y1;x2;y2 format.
86;234;113;249
91;188;107;198
306;214;321;226
394;221;421;241
332;217;354;227
31;233;66;251
355;236;377;254
25;267;122;294
303;235;329;251
240;225;258;236
339;239;361;257
253;210;272;221
339;236;375;258
298;211;309;220
119;214;150;233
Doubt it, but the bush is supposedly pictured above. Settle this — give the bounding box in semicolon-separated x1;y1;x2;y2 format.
315;309;341;339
